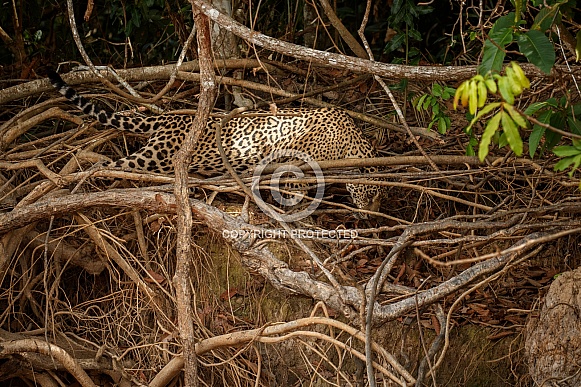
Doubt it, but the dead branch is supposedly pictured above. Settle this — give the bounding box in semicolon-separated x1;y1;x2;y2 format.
0;58;276;105
316;0;368;59
150;316;415;387
2;188;580;326
190;0;569;82
173;5;217;385
0;339;98;387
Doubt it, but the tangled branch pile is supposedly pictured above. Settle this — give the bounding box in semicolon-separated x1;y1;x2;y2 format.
1;58;581;386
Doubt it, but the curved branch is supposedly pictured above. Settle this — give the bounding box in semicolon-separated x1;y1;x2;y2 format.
0;339;97;387
150;316;415;387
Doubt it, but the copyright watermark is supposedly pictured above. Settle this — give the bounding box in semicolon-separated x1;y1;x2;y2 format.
222;228;358;240
251;149;325;222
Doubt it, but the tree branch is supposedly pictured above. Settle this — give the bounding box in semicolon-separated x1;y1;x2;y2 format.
172;4;216;385
190;0;551;82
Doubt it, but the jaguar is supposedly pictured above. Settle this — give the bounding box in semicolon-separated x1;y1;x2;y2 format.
47;70;385;212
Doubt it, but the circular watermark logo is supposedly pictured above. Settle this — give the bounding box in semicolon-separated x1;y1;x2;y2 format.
251;149;325;222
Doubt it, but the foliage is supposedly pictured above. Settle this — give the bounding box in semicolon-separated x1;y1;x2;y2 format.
455;62;531;160
553;140;581;177
524;98;581;158
479;0;578;75
539;100;581;176
381;0;434;64
0;0;190;68
456;60;581;181
413;84;455;134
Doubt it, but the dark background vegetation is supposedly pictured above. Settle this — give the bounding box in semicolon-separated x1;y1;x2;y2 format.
1;0;494;74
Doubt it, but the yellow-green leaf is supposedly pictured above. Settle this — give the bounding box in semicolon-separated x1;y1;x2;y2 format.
511;62;530;89
453;82;466;110
504;104;527;128
576;30;581;62
479;112;502;161
484;78;497;93
466;102;502;132
501;110;523;155
498;76;514;104
477;81;488;108
469;80;478;115
506;66;523;95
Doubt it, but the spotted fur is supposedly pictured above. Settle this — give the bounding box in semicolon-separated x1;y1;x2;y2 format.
47;70;385;211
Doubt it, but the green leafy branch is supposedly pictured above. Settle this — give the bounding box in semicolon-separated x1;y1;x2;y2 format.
413;84;455;134
553;141;581;177
523;98;581;158
479;3;567;75
454;62;531;161
456;61;581;181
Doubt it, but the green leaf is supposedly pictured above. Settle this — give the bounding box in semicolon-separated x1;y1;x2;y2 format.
498;132;509;147
553;145;581;157
415;94;427;110
490;13;516;39
567;117;581;135
384;33;405;53
529;110;552;157
466;144;475;156
444;116;451;131
553;154;581;176
479;13;516;74
517;30;555;74
480;36;511;75
529;125;546;158
432;83;443;97
532;7;558;31
501;110;523;155
408;29;422;42
442;87;455;99
554;156;574;172
479;112;502;161
438;116;447;134
433;104;440;115
569;155;581;177
524;101;548;115
545;112;566;150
